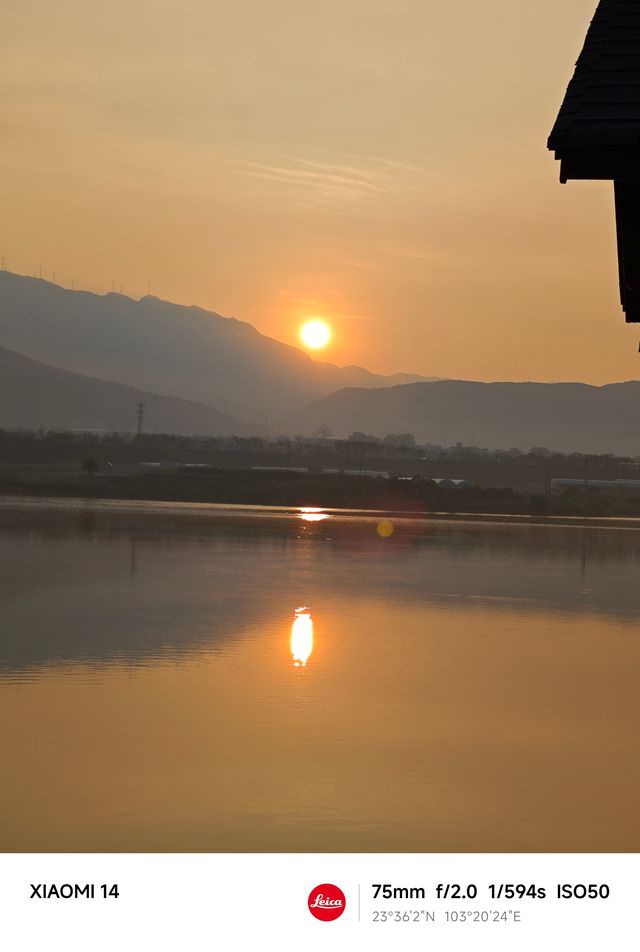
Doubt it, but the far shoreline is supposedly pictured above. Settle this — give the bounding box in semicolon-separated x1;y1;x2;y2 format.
2;486;640;533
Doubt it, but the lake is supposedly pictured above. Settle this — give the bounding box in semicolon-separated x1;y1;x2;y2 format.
1;496;639;852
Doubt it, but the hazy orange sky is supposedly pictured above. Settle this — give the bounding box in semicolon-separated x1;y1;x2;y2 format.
1;0;636;383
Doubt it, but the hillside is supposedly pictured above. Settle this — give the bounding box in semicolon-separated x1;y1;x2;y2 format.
0;345;250;435
0;271;430;421
285;379;640;456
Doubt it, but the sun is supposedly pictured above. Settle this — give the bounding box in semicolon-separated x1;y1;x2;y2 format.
299;318;332;350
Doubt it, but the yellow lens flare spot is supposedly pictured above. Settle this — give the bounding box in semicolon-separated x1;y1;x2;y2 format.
377;519;394;538
299;319;331;350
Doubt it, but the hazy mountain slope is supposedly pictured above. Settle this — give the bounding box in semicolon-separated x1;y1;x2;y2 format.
0;271;431;420
285;379;640;455
0;345;250;435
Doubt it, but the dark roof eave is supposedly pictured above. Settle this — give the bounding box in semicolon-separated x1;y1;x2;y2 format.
548;0;640;178
549;144;640;182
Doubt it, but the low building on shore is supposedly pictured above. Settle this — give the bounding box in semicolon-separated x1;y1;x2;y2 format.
551;478;640;492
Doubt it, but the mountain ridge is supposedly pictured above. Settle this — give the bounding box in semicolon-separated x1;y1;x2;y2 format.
285;378;640;455
0;271;433;420
0;344;251;435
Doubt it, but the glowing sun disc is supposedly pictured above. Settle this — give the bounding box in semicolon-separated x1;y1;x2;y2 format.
300;319;331;350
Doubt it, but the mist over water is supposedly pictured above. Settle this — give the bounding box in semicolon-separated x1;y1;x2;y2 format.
1;499;639;851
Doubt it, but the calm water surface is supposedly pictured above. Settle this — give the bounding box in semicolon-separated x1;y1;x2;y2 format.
1;497;639;851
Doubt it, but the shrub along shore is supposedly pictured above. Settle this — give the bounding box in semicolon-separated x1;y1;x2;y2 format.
1;464;640;521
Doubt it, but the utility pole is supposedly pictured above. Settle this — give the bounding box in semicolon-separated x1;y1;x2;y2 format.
136;401;145;438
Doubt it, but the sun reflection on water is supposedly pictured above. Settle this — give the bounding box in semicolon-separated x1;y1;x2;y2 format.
291;607;313;667
298;507;329;523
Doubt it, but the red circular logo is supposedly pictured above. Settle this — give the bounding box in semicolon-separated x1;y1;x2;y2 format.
308;884;346;921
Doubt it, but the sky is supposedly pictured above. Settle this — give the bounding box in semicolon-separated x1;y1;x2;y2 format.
1;0;636;384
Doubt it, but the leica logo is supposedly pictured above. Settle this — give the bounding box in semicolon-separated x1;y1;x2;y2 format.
310;895;343;908
308;884;346;921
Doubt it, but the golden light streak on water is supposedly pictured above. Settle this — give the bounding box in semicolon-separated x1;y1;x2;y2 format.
290;607;313;667
298;508;329;523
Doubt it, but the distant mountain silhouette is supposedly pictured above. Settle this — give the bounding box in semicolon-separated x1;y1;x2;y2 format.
286;379;640;455
0;345;249;434
0;271;433;421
